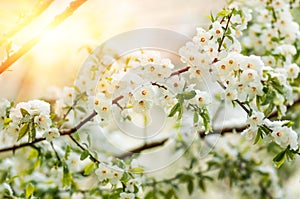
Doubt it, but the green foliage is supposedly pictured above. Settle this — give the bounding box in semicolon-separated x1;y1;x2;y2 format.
62;163;73;187
80;150;90;161
83;162;95;175
18;123;29;141
25;183;35;198
168;102;182;119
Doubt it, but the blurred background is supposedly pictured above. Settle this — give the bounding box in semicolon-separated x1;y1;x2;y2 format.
0;0;225;101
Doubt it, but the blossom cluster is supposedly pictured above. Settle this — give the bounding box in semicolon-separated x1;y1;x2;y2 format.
178;1;300;152
0;99;59;147
94;160;144;199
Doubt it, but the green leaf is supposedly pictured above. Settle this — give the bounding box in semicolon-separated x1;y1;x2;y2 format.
28;149;39;160
20;108;30;117
164;189;179;199
128;166;144;174
62;165;72;187
4;118;12;126
292;7;300;25
200;108;212;133
282;121;294;128
64;145;71;160
76;106;87;113
187;180;194;195
80;150;90;161
209;11;215;22
120;172;130;183
217;9;228;17
28;123;36;143
168;103;180;117
254;128;262;144
193;111;199;124
83;162;95;175
261;89;275;106
177;106;183;119
25;183;35;198
18;123;29;141
264;102;275;117
218;169;226;179
182;90;196;100
145;190;154;199
198;179;206;192
87;135;91;147
273;149;287;168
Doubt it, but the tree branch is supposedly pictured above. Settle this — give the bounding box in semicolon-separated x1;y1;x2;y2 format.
117;138;169;159
218;10;233;52
169;66;190;77
69;134;100;163
119;96;300;158
112;95;124;110
0;137;45;153
0;0;88;74
0;110;97;153
60;110;97;135
0;0;54;46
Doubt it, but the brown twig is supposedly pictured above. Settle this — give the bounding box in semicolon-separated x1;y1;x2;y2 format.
151;82;167;90
112;95;124;110
0;137;45;153
0;110;97;153
217;11;233;52
117;138;169;159
0;0;88;74
170;66;191;77
69;134;99;163
2;94;300;158
60;110;97;135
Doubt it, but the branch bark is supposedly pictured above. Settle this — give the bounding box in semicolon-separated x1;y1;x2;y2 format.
117;138;169;159
119;96;300;158
0;110;97;153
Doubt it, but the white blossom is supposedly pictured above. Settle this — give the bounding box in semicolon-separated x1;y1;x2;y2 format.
241;126;258;141
91;93;111;120
120;192;135;199
247;111;265;127
43;127;60;141
271;126;298;150
191;90;212;107
95;164;112;182
285;63;299;80
110;165;124;185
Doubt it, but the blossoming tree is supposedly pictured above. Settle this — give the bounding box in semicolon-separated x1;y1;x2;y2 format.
0;0;300;198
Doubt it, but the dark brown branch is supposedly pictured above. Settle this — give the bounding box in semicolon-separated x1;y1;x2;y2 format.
112;95;124;110
170;66;190;77
62;94;84;121
50;141;62;162
0;0;54;46
118;95;300;157
61;110;97;135
0;137;45;153
218;11;233;52
234;100;250;114
0;110;97;153
69;134;99;163
0;0;88;74
151;82;167;90
2;95;300;158
117;138;169;159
